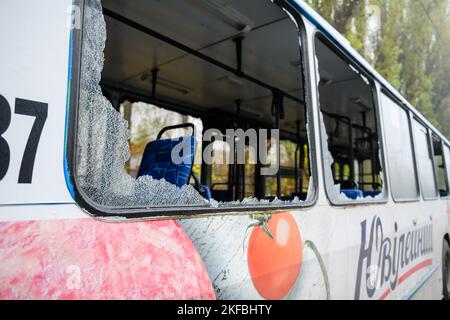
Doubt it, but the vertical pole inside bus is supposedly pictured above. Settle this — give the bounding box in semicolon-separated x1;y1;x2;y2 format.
272;90;283;198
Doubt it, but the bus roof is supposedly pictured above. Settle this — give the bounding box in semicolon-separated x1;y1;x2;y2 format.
292;0;450;145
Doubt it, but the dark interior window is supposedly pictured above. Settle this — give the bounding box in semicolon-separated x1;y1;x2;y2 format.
432;135;449;197
314;35;384;202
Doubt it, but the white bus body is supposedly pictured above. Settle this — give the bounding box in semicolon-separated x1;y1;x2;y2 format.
0;0;449;300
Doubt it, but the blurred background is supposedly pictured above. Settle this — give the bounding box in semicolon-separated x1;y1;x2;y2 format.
307;0;450;139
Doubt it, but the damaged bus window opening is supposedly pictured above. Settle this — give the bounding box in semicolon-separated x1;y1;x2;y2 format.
431;135;449;198
75;0;312;213
314;34;385;202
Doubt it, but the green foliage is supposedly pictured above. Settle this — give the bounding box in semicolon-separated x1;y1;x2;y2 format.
307;0;450;138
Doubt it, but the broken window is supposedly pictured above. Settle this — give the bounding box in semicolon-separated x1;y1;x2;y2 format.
72;0;314;216
431;135;449;198
380;93;419;201
314;34;385;203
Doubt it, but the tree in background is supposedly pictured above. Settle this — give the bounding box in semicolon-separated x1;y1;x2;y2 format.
426;0;450;136
306;0;450;138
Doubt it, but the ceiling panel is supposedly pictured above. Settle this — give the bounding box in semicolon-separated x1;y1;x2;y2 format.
100;0;306;133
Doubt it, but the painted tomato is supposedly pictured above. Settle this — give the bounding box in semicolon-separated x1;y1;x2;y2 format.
0;218;215;299
247;212;302;300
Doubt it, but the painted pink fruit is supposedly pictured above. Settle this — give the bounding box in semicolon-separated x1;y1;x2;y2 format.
0;218;215;300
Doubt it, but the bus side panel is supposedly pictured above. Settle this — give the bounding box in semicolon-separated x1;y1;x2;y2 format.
347;200;445;300
0;1;216;300
0;211;215;299
0;0;73;205
179;207;350;300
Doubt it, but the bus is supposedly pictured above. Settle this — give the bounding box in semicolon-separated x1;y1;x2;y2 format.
0;0;449;300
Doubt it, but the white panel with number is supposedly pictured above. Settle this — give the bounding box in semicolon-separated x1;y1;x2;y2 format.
0;0;74;205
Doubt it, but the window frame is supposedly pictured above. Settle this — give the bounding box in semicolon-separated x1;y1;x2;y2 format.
312;31;388;206
431;134;450;199
411;117;439;201
379;89;421;203
65;0;319;219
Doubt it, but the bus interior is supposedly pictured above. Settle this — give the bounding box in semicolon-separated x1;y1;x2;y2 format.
78;0;390;208
314;35;384;200
97;0;312;203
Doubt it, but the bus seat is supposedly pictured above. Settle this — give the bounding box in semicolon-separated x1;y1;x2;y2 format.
341;189;363;200
362;190;382;198
196;184;212;201
190;172;211;201
137;136;196;187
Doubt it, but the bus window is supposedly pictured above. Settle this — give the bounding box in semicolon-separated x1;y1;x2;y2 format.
209;139;232;202
412;120;438;200
263;140;309;201
72;0;313;215
431;135;449;197
380;93;419;201
314;34;385;203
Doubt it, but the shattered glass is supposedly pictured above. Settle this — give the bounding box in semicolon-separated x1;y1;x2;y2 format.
210;196;303;208
319;113;352;202
75;0;312;211
76;0;206;208
318;103;385;203
315;53;384;203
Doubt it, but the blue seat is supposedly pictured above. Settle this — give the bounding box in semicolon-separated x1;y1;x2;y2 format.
341;189;363;200
137;136;196;187
190;171;212;201
197;184;212;201
362;190;381;198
